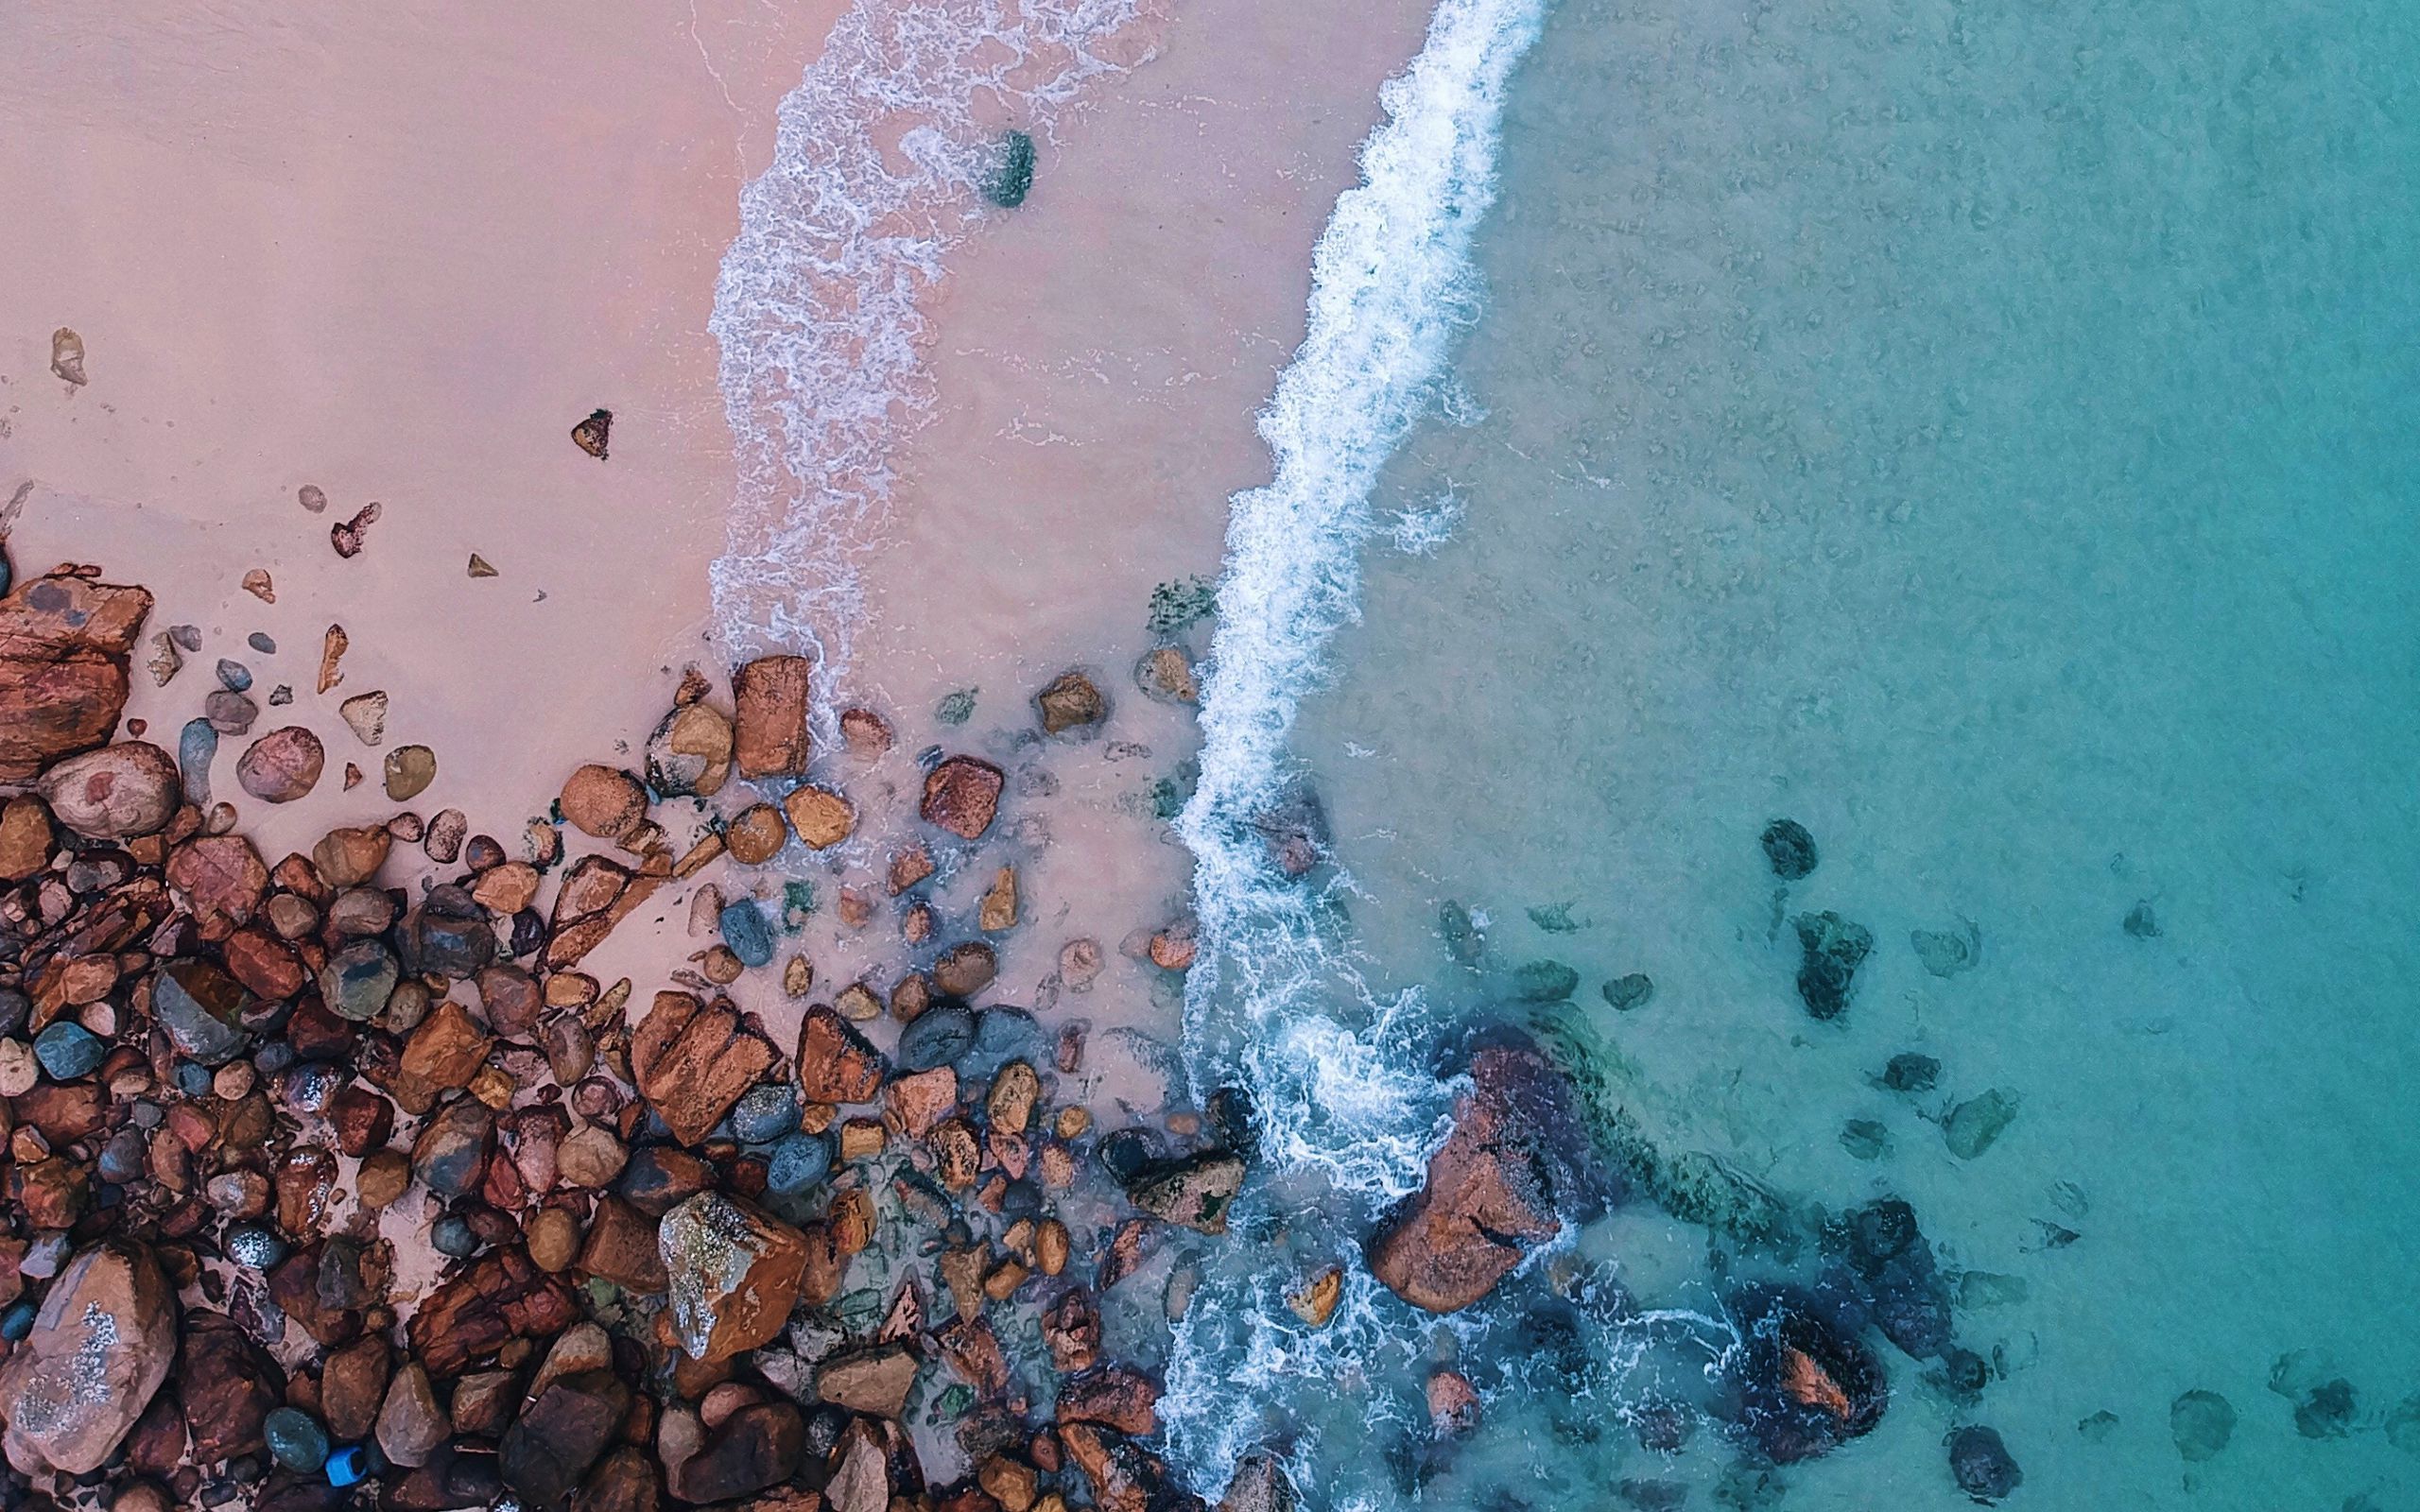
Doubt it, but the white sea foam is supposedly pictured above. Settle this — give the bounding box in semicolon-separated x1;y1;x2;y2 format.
709;0;1158;715
1164;0;1547;1490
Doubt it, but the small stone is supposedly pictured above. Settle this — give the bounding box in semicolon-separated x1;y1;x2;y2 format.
203;689;259;735
1876;1052;1941;1093
527;1208;581;1273
1761;818;1819;880
375;1364;446;1469
32;1022;103;1080
356;1149;412;1208
411;1097;494;1200
647;701;734;798
320;939;399;1022
725;803;786;865
783;785;856;850
1944;1089;2020;1160
1125;1151;1246;1235
933;942;997;998
317;625;349;694
247;630;277;655
241;568;276;603
557;1124;627;1189
978;867;1019;931
384;744;437;800
571;408;613;458
1035;671;1107;734
236;727;325;803
796;1006;887;1105
1287;1265;1343;1327
561;765;647;839
147;633;182;688
816;1345;919;1418
50;328;88;386
783;955;814;999
897;1002;977;1073
838;708;892;760
922;756;1005;840
720;901;775;968
330;501;381;558
467;553;498;577
1791;910;1872;1021
264;1406;329;1473
1601;972;1654;1011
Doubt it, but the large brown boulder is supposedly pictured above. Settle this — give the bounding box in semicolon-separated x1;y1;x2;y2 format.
628;992;778;1146
921;755;1004;840
733;655;811;778
0;572;151;782
659;1193;810;1363
0;1241;177;1474
1367;1036;1602;1313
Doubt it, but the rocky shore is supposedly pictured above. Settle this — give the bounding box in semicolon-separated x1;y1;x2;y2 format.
0;540;1253;1512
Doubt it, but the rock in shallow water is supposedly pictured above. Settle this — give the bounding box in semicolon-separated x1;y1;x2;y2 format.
1724;1284;1887;1465
1946;1424;2022;1503
1760;817;1819;880
0;1241;177;1474
1791;910;1872;1020
660;1193;811;1363
2169;1387;2236;1461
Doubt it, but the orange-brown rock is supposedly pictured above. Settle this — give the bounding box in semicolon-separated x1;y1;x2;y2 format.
406;1246;580;1378
221;927;305;1002
796;1006;886;1106
1034;672;1107;735
933;942;996;998
732;655;812;778
782;785;856;850
468;860;540;915
1366;1037;1594;1314
723;803;787;866
0;798;51;883
838;707;892;761
1056;1367;1158;1437
660;1193;810;1363
1426;1370;1480;1435
936;1317;1011;1397
164;834;268;926
920;756;1004;841
813;1344;919;1418
578;1196;669;1295
560;765;648;840
886;1068;958;1139
310;826;390;889
977;867;1018;932
1059;1425;1150;1512
888;844;934;895
393;1000;493;1115
0;572;152;782
628;993;779;1147
543;855;660;971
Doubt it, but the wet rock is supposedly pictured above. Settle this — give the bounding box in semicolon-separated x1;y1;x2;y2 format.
984;129;1036;208
404;884;497;977
0;1241;177;1474
1058;1367;1159;1435
783;784;856;850
1790;910;1871;1020
1512;959;1580;1002
1946;1425;2021;1503
265;1405;329;1472
1125;1151;1246;1234
37;742;181;837
630;991;780;1145
406;1246;580;1377
561;765;647;839
0;571;152;782
1036;671;1107;734
647;701;734;799
1911;919;1981;978
166;833;268;923
978;866;1019;932
661;1193;812;1363
579;1445;660;1512
320;939;399;1023
2271;1349;2359;1438
934;942;997;998
558;1123;627;1189
1133;645;1199;705
320;1335;389;1443
375;1363;446;1469
1724;1285;1887;1464
922;755;1005;840
235;727;326;803
719;900;775;968
1219;1452;1297;1512
1426;1372;1480;1437
579;1195;668;1292
2123;901;2160;939
0;796;53;882
151;960;253;1063
1601;972;1654;1012
412;1097;495;1200
501;1368;630;1512
1252;785;1329;877
1760;819;1819;880
815;1344;919;1418
724;803;786;866
330;502;382;557
898;1001;977;1073
1834;1197;1952;1359
1369;1037;1598;1312
425;807;467;863
175;719;217;805
733;655;812;778
1876;1052;1940;1093
1839;1119;1890;1160
669;1401;804;1504
1943;1089;2020;1160
179;1310;279;1463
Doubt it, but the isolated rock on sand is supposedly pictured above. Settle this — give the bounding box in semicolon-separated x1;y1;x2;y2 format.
1134;644;1200;705
330;502;381;558
383;743;437;800
783;784;856;849
1035;670;1108;734
660;1193;810;1362
36;742;180;838
1790;910;1872;1021
1369;1035;1599;1313
560;765;647;838
2169;1388;2236;1460
0;570;152;781
571;408;613;459
922;755;1005;840
838;707;892;760
1946;1424;2022;1503
235;727;325;803
49;329;88;386
0;1241;176;1474
318;625;350;694
733;655;812;778
1760;818;1819;880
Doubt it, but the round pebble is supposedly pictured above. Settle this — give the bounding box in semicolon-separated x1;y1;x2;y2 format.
174;1060;215;1097
0;1302;33;1342
526;1208;580;1272
730;1082;802;1144
214;1060;256;1099
78;1000;117;1038
248;632;277;655
216;659;254;693
264;1408;329;1473
32;1022;104;1080
431;1216;480;1259
719;900;776;969
225;1223;288;1271
765;1132;832;1194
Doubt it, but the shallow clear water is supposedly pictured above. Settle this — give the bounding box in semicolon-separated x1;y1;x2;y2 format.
1180;0;2420;1504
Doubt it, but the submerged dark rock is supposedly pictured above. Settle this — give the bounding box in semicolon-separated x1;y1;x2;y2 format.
1722;1285;1887;1464
1833;1197;1954;1360
1601;972;1654;1012
2169;1388;2236;1461
1760;818;1819;880
2271;1350;2359;1438
985;129;1037;209
1876;1051;1940;1093
1791;911;1872;1021
1946;1424;2022;1503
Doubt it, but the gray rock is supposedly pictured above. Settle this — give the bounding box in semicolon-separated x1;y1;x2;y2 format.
2169;1388;2236;1461
319;941;399;1023
896;1003;976;1073
152;961;253;1064
1942;1089;2019;1160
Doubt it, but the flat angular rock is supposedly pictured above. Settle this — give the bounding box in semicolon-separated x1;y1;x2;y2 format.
666;1401;804;1503
660;1193;811;1363
921;756;1004;840
406;1246;579;1378
733;655;811;778
1124;1151;1246;1235
165;833;268;924
500;1367;629;1512
647;702;734;798
1035;671;1107;734
814;1344;919;1418
629;992;779;1146
782;784;856;849
796;1005;887;1105
0;572;152;782
0;1241;176;1474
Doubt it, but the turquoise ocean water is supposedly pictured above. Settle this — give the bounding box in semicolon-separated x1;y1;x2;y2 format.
1167;0;2420;1505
